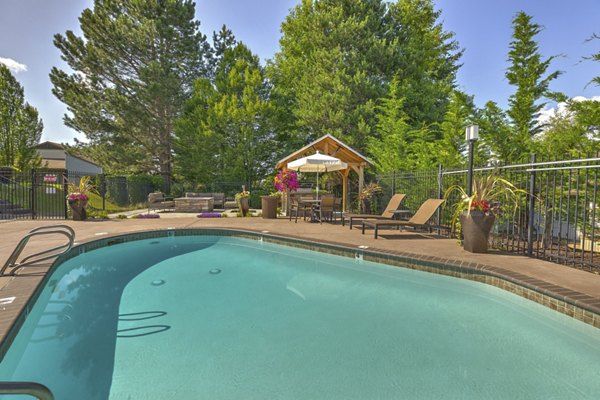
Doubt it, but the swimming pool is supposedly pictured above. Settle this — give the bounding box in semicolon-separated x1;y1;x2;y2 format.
1;233;599;399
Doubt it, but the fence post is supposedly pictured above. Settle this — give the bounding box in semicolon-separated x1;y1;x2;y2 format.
63;172;69;219
391;171;396;195
437;164;443;228
30;169;36;220
101;175;106;211
527;154;537;256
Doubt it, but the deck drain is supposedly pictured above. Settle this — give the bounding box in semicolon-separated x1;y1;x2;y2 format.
209;268;222;275
151;280;166;286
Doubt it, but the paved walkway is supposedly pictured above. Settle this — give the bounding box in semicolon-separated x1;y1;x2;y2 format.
1;214;599;342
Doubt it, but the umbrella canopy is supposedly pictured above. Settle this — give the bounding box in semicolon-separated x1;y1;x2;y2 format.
287;151;347;198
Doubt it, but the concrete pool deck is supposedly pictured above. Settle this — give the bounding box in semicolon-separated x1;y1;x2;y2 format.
1;214;600;344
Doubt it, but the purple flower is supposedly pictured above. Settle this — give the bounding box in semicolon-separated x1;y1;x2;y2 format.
197;212;222;218
137;213;160;219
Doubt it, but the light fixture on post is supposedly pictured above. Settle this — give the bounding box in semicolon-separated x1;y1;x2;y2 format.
465;124;479;197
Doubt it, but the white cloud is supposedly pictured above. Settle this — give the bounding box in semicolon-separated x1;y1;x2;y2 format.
538;96;600;125
0;57;27;73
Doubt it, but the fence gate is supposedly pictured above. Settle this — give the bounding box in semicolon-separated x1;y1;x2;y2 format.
0;169;68;220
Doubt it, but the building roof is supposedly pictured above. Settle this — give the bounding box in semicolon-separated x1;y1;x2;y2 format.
36;141;65;150
36;141;102;167
276;134;373;169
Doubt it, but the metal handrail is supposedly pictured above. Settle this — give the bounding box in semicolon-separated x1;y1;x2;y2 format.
0;381;54;400
0;225;75;276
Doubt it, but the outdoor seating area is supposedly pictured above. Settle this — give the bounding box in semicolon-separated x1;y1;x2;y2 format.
148;192;226;213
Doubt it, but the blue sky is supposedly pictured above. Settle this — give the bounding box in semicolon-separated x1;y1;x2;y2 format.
0;0;599;144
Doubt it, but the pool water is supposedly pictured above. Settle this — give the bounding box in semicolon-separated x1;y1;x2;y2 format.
1;235;599;399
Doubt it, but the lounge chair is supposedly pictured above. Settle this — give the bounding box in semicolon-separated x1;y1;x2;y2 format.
342;193;406;229
361;198;445;239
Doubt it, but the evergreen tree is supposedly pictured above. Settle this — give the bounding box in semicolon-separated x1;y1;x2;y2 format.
386;0;462;129
437;90;475;168
538;100;600;157
269;0;388;151
478;101;514;163
506;12;562;158
367;79;436;172
175;43;275;188
0;65;43;170
50;0;209;192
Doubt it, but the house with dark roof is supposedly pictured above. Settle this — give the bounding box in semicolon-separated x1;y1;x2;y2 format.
36;141;103;175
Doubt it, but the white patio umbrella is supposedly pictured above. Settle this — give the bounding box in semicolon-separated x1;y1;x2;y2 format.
287;151;347;198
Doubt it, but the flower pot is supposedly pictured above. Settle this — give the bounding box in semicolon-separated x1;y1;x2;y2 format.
261;196;278;219
239;197;250;217
460;211;495;253
361;198;371;214
69;199;88;221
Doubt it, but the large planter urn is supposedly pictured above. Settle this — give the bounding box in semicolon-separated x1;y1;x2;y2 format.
239;197;250;217
361;198;371;214
261;196;278;219
460;210;495;253
69;200;88;221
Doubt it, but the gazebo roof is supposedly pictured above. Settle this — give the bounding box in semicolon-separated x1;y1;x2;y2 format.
276;134;373;169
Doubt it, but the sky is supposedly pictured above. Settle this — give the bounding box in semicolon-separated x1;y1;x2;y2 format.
0;0;599;144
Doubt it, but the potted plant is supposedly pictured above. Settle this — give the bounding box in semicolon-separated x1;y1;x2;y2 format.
358;182;382;214
235;187;251;217
66;176;95;221
445;175;524;253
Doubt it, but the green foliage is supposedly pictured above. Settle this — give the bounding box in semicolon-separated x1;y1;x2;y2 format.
175;41;276;189
0;64;43;170
506;12;562;158
537;100;600;157
437;91;476;168
386;0;462;129
477;101;514;163
269;0;388;151
50;0;209;191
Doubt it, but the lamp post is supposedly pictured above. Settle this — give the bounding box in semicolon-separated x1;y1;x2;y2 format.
465;124;479;197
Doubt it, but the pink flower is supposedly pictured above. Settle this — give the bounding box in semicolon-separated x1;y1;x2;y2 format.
274;170;299;192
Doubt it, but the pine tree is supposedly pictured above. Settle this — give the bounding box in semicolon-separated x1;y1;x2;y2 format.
50;0;209;192
478;101;513;163
268;0;388;151
175;43;275;188
506;12;562;158
386;0;462;129
0;65;43;170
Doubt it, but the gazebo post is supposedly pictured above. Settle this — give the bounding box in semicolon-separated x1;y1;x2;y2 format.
339;169;350;212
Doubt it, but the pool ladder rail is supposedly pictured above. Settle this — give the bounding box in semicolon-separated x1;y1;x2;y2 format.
0;225;75;276
0;381;54;400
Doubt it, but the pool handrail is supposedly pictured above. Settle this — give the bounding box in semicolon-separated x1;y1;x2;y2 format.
0;381;54;400
0;225;75;276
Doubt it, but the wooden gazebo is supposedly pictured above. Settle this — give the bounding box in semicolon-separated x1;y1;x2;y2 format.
276;134;373;211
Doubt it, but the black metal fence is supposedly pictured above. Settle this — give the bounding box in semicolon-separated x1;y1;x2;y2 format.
0;168;272;219
377;155;600;273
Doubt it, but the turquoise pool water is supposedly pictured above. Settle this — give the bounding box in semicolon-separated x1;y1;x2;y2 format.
1;235;600;399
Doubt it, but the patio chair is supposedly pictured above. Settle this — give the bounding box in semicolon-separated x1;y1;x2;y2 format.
361;198;445;239
289;195;312;223
342;193;406;229
314;196;335;224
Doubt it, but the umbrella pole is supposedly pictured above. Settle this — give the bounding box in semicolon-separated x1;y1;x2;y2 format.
316;172;319;200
